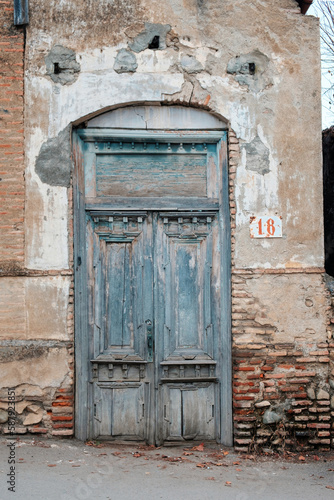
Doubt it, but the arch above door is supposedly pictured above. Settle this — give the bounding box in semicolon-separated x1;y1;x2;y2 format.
86;105;227;130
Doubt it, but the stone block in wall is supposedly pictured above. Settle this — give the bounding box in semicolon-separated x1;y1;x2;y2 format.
0;346;70;388
26;276;71;340
0;278;25;339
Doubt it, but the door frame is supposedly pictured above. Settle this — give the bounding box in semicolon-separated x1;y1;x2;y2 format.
73;117;233;446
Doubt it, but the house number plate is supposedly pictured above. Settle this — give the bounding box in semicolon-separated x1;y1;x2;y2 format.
250;215;282;238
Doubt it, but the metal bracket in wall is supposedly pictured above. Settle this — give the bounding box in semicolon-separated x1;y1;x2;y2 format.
14;0;29;26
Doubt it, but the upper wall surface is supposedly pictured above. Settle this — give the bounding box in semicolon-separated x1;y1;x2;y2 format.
24;0;322;270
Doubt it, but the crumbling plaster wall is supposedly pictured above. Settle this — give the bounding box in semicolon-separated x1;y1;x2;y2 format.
24;0;322;270
5;0;327;442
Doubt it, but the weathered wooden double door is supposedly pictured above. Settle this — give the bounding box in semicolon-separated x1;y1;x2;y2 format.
74;120;231;444
90;209;220;443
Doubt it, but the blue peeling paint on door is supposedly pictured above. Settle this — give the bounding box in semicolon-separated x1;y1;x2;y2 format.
74;127;231;445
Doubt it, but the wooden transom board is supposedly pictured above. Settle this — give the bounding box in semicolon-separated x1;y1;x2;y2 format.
74;128;232;445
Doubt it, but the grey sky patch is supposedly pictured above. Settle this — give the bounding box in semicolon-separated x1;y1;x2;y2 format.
45;45;81;85
114;49;138;74
128;23;171;52
244;136;270;175
35;127;72;187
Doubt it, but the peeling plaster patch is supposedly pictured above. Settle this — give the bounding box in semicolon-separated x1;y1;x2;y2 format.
244;136;270;175
0;348;70;389
26;277;71;340
128;23;171;52
35;127;71;187
23;411;43;426
136;50;176;73
113;48;138;74
0;409;8;423
45;45;81;85
180;55;203;74
163;76;211;106
163;80;193;104
205;53;218;74
0;345;45;362
227;50;271;93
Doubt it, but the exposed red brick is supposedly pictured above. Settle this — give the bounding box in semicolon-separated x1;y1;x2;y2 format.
307;423;331;429
52;423;74;429
0;7;24;266
52;402;72;407
51;416;73;422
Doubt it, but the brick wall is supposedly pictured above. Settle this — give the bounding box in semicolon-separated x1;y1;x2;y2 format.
228;131;334;452
0;2;25;270
0;6;75;438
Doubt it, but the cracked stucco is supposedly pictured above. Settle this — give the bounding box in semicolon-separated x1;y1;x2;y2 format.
25;0;322;272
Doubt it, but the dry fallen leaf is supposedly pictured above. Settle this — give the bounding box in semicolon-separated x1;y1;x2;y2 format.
133;452;143;458
326;486;334;490
225;481;232;487
313;455;320;461
192;443;204;452
233;461;240;465
196;463;206;468
223;451;229;456
236;468;242;472
47;464;57;467
206;477;215;481
163;457;181;462
183;451;193;456
85;441;104;448
299;456;306;462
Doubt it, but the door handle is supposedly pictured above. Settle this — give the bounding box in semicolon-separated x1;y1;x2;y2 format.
146;319;153;362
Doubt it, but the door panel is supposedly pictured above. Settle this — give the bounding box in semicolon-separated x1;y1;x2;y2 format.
91;213;152;359
88;213;153;441
93;383;147;440
157;214;217;358
155;213;220;442
161;384;216;441
96;150;208;198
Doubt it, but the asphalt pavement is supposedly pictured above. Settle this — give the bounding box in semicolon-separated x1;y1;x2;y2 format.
0;437;334;500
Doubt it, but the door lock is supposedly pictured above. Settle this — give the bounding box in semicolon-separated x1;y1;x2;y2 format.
146;319;153;362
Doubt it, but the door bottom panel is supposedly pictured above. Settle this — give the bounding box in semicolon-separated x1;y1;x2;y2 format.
161;383;217;442
93;382;148;441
